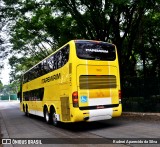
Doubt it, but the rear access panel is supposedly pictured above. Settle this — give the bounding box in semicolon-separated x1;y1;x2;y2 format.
76;64;119;108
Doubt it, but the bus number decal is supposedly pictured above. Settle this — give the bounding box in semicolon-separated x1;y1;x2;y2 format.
42;73;61;83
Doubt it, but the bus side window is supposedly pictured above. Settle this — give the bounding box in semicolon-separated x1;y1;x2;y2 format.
52;54;55;70
58;51;63;68
62;45;69;66
47;57;53;72
38;64;42;77
41;62;45;76
54;53;58;70
39;88;44;101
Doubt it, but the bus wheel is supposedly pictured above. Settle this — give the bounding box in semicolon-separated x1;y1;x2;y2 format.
25;105;29;117
44;107;50;123
51;109;58;126
23;105;25;114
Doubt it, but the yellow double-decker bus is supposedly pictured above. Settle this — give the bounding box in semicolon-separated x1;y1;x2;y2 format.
20;40;122;125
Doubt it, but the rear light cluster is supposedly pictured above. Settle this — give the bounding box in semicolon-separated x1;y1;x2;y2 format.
119;90;122;99
72;91;79;107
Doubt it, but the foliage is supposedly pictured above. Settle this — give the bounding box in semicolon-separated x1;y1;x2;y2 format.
0;80;19;95
0;80;3;93
122;76;160;112
0;0;160;82
0;0;13;71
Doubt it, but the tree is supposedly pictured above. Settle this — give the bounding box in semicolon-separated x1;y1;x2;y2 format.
0;1;6;70
0;0;14;72
53;0;159;78
143;9;160;77
0;80;3;94
1;0;160;82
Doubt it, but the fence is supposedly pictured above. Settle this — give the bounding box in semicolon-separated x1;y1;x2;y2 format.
122;77;160;112
0;94;18;101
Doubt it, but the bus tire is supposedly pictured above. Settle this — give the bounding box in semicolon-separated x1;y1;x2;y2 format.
44;107;50;123
50;108;58;126
25;105;29;117
23;104;25;114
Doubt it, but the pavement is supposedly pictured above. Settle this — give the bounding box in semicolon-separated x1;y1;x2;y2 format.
121;112;160;121
0;101;160;147
123;112;160;116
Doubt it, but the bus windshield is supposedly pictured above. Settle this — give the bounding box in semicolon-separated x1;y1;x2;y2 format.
75;41;116;61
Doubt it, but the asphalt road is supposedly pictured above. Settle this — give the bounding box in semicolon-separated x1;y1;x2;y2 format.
0;101;160;147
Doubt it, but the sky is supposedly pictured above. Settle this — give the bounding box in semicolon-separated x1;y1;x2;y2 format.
0;59;10;85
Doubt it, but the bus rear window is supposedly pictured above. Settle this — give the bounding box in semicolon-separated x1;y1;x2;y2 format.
75;41;116;61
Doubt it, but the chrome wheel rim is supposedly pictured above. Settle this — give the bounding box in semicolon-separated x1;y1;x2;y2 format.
45;110;49;122
53;113;57;125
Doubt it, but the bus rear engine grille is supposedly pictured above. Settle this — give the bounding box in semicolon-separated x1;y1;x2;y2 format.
79;75;117;89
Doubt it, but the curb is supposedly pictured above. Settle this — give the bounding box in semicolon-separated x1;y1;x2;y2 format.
122;112;160;117
122;112;160;121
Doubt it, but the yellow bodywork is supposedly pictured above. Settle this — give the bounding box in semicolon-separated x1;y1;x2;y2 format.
20;40;122;123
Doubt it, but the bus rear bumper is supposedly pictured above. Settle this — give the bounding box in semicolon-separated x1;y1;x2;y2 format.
86;108;112;122
85;104;122;121
70;104;122;122
112;103;122;117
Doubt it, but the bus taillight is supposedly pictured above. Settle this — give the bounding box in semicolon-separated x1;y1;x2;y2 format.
119;90;122;99
72;91;79;107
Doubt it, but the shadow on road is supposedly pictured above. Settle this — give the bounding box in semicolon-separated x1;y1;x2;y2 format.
26;114;124;132
58;119;123;132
